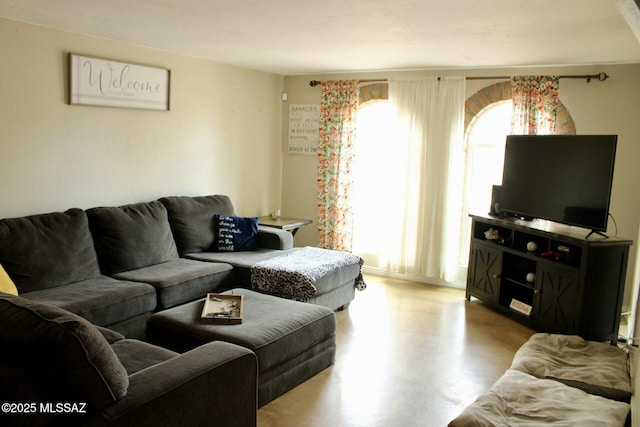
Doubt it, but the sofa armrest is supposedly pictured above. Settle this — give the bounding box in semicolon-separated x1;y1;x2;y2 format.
95;326;125;344
86;341;257;427
258;226;293;250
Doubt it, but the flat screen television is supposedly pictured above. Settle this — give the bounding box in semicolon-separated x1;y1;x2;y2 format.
499;134;617;234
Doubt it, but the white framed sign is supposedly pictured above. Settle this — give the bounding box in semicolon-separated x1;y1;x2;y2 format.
69;54;170;111
288;104;320;155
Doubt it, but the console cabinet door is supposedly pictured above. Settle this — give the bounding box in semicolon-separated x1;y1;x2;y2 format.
534;263;580;333
467;241;502;303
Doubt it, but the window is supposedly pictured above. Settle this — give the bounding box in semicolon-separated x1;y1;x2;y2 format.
457;100;512;268
353;81;574;285
352;100;399;265
354;98;512;281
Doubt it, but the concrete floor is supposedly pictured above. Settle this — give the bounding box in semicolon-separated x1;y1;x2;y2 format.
257;274;536;426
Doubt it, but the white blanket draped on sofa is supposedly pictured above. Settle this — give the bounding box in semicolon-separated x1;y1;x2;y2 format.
250;246;366;302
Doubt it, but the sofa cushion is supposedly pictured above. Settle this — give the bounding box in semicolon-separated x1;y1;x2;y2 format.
0;209;101;292
87;201;179;275
186;248;299;286
159;195;235;255
214;214;260;252
114;258;233;309
0;263;18;295
23;275;157;327
187;248;299;269
0;294;129;411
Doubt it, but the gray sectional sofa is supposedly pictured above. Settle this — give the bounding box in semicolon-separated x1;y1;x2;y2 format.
0;194;363;425
0;195;294;339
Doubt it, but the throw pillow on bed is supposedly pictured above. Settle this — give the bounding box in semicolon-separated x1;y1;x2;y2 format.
214;214;260;252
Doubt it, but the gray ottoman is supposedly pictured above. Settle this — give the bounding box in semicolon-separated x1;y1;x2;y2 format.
146;288;336;406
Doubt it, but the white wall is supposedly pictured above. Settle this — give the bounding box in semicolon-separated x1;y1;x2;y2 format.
282;65;640;306
0;18;284;218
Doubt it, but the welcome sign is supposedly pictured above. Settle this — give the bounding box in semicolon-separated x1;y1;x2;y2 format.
69;54;170;111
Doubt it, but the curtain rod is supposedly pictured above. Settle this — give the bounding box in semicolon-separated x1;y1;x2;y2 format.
308;72;609;87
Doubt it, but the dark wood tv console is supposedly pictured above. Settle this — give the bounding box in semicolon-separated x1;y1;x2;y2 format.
466;214;632;343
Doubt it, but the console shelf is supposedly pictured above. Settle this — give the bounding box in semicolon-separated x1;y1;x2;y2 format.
466;214;632;343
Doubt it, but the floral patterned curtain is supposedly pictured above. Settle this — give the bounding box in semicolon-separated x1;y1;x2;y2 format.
317;80;360;251
510;76;559;135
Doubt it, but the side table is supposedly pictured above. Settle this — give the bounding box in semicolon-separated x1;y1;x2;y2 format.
258;216;312;236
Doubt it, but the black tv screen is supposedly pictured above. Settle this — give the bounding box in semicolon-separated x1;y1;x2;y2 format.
500;134;617;232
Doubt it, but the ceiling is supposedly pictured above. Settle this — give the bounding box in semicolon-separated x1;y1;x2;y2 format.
2;0;640;75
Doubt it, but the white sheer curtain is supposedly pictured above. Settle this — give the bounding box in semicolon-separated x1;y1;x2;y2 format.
376;77;465;282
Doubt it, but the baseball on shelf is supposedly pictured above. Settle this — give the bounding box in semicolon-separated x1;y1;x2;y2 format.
526;241;538;252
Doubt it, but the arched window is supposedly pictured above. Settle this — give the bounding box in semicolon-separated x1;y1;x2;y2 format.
353;81;576;284
457;82;576;273
457;100;511;268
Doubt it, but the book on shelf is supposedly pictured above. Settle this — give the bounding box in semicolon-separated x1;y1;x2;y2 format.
509;299;532;316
